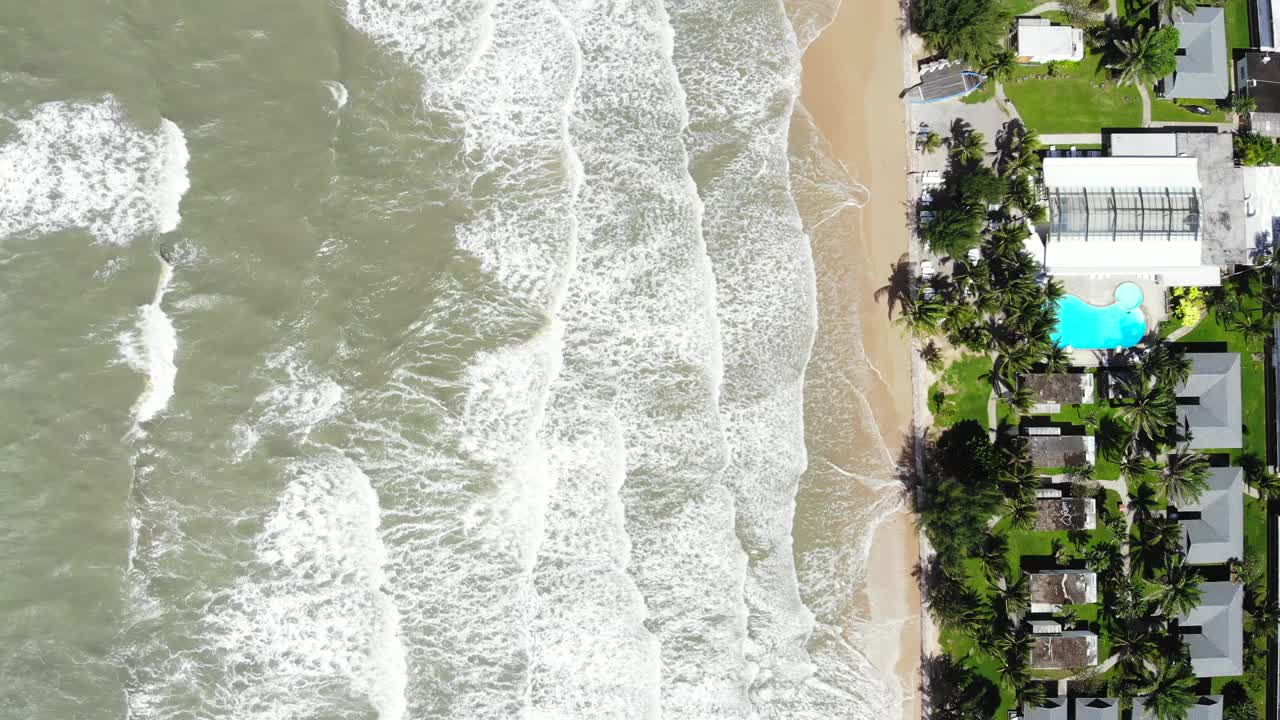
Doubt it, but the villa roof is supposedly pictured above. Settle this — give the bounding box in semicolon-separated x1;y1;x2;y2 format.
1177;466;1244;565
1023;698;1069;720
1029;570;1097;610
1022;373;1093;405
1178;133;1249;266
1017;18;1085;63
1178;581;1244;677
1134;695;1224;720
1074;697;1120;720
1027;435;1096;469
1174;353;1242;450
1031;631;1099;669
1034;497;1097;531
1162;7;1230;100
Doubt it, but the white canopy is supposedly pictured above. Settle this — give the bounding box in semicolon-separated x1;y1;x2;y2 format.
1043;156;1201;190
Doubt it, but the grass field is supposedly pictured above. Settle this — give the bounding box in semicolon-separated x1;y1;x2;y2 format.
1224;0;1252;71
1149;98;1230;123
1003;53;1143;134
930;355;994;430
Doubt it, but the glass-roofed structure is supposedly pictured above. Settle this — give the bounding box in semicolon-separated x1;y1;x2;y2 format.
1046;186;1200;243
1032;155;1221;284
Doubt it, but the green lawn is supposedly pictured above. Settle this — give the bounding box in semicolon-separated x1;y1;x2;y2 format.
930;355;994;430
1177;310;1268;461
1004;53;1143;134
1150;98;1230;123
1224;0;1252;71
1006;0;1050;16
962;80;997;105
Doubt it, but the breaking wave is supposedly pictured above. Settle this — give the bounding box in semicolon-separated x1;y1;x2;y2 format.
0;97;189;245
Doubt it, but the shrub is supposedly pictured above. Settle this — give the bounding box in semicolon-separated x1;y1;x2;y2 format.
1235;132;1280;166
1169;286;1206;327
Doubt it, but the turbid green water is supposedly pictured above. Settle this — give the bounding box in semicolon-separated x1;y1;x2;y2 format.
0;1;904;718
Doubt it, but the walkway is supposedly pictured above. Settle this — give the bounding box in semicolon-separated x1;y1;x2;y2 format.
1018;1;1113;20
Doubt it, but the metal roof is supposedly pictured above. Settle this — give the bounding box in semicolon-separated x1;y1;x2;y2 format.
1178;582;1244;677
1175;353;1243;450
1178;466;1244;565
1074;697;1120;720
1134;695;1224;720
1163;7;1230;99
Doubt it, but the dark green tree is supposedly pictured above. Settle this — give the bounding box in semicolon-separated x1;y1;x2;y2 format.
913;0;1012;65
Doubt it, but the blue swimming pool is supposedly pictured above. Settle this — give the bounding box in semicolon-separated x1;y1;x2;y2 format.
1051;282;1147;350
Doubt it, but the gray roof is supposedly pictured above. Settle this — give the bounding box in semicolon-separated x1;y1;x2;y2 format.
1031;631;1099;669
1027;435;1095;468
1178;466;1244;565
1029;570;1098;607
1022;373;1092;404
1134;695;1224;720
1177;133;1249;266
1163;7;1230;99
1179;581;1244;677
1023;698;1068;720
1074;697;1120;720
1175;353;1242;449
1034;497;1097;531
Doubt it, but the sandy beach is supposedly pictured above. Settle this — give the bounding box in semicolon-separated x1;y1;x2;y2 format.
797;0;924;718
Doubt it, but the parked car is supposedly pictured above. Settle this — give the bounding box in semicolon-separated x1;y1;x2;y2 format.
1185;104;1212;115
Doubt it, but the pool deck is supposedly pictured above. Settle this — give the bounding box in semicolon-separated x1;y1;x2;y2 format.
1057;276;1168;367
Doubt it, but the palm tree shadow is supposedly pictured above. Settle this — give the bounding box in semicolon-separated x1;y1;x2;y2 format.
876;252;916;320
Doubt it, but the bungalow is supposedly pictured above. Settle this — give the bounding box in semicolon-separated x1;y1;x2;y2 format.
1026;434;1096;468
1134;695;1224;720
1016;18;1085;64
1029;569;1098;612
1074;698;1120;720
1175;466;1243;565
1030;630;1099;669
1178;581;1244;677
1022;698;1068;720
1160;7;1230;100
1021;373;1094;414
1174;353;1242;450
1034;497;1097;531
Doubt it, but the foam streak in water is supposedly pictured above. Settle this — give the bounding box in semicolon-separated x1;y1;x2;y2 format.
119;259;178;426
0;97;189;245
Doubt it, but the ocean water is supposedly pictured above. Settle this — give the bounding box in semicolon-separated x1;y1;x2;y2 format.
0;1;903;718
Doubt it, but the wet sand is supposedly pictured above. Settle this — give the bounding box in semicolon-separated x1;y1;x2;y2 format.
798;0;922;718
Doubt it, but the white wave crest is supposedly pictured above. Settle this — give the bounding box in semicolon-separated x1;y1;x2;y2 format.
0;97;190;245
119;259;178;425
203;455;406;720
325;81;349;111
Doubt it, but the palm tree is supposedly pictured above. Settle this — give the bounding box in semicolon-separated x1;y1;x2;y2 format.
977;533;1010;581
1142;658;1199;720
897;294;948;338
1009;383;1036;415
1163;450;1211;504
1129;481;1159;525
922;130;944;153
919;341;946;373
1232;93;1259;116
951;129;987;165
1121;453;1152;484
1109;24;1179;87
1110;621;1158;683
1147;554;1204;618
1143;343;1192;388
1043;342;1070;374
993;573;1031;621
1005;491;1039;530
1119;374;1177;448
983;50;1017;83
1147;0;1196;22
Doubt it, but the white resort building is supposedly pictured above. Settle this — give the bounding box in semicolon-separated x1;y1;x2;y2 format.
1016;18;1085;64
1031;133;1249;286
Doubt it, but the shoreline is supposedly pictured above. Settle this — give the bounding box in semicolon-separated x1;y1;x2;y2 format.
798;1;926;719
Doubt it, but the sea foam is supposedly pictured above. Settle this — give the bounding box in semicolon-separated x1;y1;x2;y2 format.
0;97;190;245
119;259;178;425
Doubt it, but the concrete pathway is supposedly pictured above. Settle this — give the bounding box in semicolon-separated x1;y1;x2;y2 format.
1041;133;1104;145
1137;86;1152;127
993;80;1022;123
1019;1;1109;20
